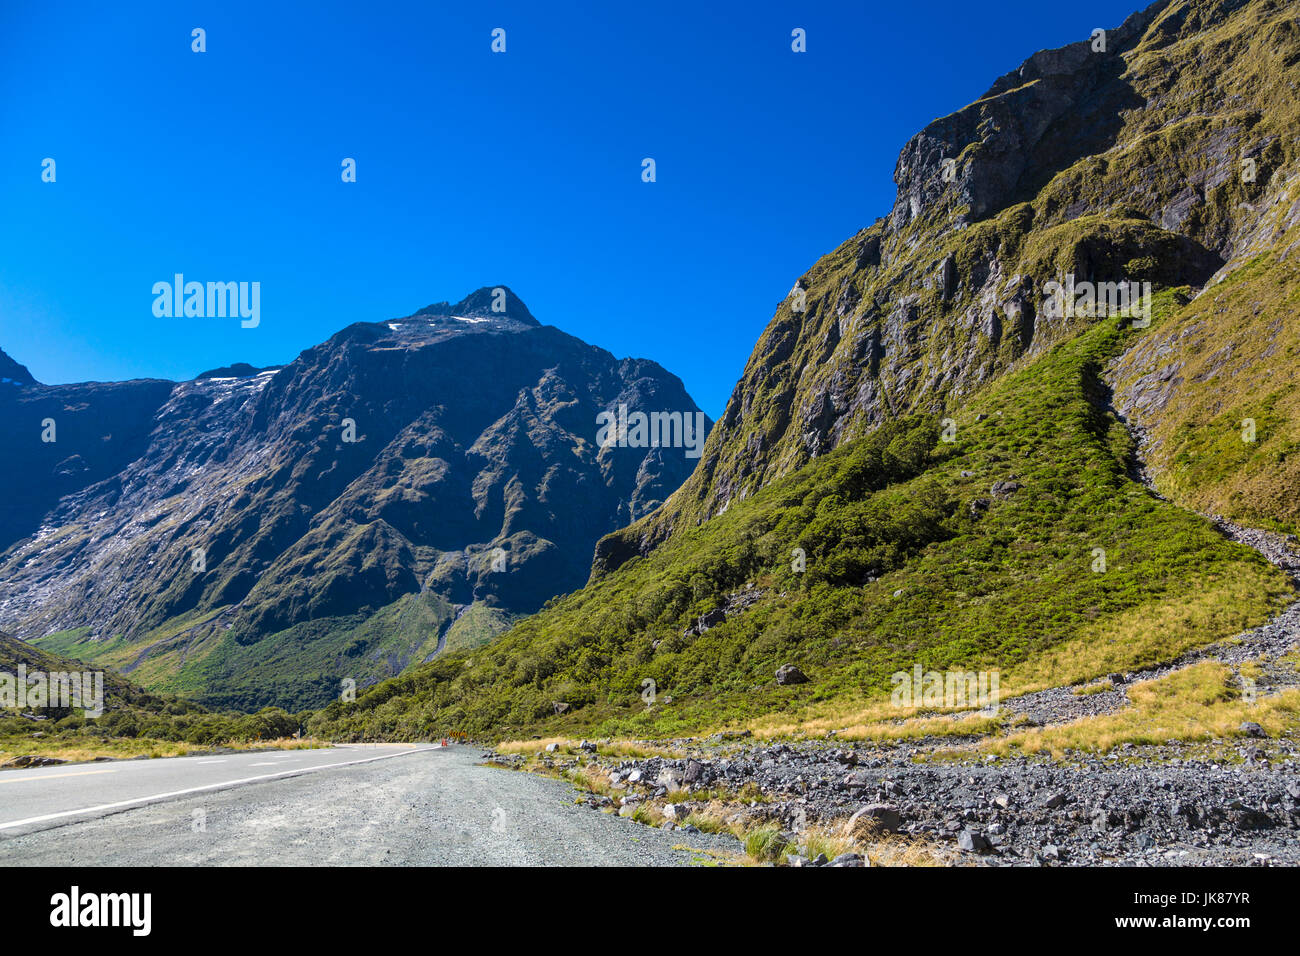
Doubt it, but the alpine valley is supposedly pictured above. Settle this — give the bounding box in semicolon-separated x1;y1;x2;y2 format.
4;0;1300;868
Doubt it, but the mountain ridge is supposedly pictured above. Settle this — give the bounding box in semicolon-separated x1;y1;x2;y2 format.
0;288;710;710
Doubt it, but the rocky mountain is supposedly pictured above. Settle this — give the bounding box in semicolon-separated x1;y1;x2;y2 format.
0;348;37;387
596;0;1300;568
0;354;174;553
309;0;1300;745
0;289;709;710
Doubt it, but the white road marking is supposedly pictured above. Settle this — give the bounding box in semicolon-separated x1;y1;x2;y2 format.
0;745;434;832
0;769;117;785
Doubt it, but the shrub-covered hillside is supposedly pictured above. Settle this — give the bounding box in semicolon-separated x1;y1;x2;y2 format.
1;631;311;761
308;298;1291;741
305;0;1300;745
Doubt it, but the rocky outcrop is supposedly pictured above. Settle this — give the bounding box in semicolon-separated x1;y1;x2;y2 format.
495;733;1300;866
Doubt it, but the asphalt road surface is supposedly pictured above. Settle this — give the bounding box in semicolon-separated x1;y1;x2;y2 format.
0;744;737;865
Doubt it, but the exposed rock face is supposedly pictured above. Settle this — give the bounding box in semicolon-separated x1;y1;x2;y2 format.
0;373;175;550
596;0;1299;570
0;289;708;705
775;664;809;686
1108;160;1300;530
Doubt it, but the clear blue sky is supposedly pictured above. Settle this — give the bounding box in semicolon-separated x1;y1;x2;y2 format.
0;0;1146;417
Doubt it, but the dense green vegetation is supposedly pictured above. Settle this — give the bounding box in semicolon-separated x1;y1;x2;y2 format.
307;299;1290;742
1113;236;1300;533
0;631;311;760
33;587;492;712
0;703;305;748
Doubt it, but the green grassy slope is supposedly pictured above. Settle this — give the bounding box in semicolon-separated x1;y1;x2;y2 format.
595;0;1300;557
0;631;309;756
33;587;487;712
1112;217;1300;532
308;297;1291;741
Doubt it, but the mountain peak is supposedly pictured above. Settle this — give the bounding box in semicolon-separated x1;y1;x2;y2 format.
0;348;38;387
195;362;278;380
416;286;538;326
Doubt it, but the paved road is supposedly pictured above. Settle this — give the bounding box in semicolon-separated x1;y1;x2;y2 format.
0;744;738;865
0;743;426;833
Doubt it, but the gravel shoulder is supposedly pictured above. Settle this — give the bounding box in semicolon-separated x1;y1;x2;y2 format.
494;405;1300;868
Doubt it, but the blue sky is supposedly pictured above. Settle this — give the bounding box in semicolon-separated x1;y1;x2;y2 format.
0;0;1145;418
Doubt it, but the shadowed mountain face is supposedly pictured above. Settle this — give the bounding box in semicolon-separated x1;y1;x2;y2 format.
0;289;709;709
0;348;37;387
0;359;175;551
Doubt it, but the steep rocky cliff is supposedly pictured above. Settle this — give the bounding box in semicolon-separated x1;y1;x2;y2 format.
596;0;1299;572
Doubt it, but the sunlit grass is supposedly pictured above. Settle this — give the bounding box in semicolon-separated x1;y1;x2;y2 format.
981;661;1300;758
734;570;1286;742
0;734;329;766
